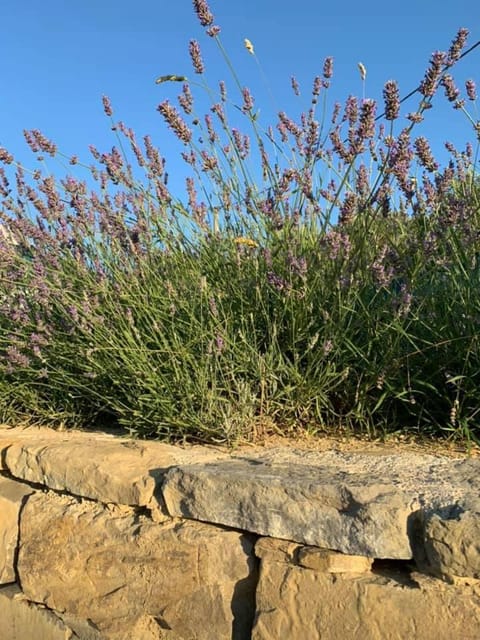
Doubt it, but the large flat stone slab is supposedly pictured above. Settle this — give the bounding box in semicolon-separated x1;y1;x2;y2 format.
18;491;257;639
1;425;227;509
162;449;480;559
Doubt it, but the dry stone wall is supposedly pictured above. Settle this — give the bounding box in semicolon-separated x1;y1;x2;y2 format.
1;424;480;639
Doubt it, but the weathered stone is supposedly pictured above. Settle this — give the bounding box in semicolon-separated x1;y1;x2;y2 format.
162;450;480;559
296;546;373;573
255;537;373;573
1;424;78;470
1;425;227;511
0;583;85;640
421;496;480;580
255;537;301;563
0;477;34;584
17;491;257;639
252;538;480;640
106;614;167;640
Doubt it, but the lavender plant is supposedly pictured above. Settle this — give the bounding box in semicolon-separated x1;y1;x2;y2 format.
0;0;479;444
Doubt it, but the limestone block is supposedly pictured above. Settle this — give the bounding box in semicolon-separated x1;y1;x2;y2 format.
255;537;373;573
0;477;34;584
0;583;86;640
422;497;480;580
252;538;480;640
162;450;480;559
17;491;257;640
1;426;227;509
255;537;300;563
296;546;373;572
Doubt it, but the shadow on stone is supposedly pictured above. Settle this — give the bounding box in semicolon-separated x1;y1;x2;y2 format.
231;533;260;640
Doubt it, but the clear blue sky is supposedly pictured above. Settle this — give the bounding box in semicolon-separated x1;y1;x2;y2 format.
1;0;479;204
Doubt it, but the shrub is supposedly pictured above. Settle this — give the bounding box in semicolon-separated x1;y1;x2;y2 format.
0;2;479;443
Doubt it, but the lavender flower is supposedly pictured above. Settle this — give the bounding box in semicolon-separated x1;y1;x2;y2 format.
356;99;376;140
387;129;414;190
200;151;218;171
331;102;341;125
189;40;205;74
102;95;113;117
0;147;13;164
323;339;333;356
267;271;289;292
278;112;302;138
287;251;307;279
157;101;192;144
312;76;322;99
344;96;358;125
338;192;357;225
291;76;300;96
323;56;333;83
144;135;165;176
440;74;460;102
383;80;400;120
395;284;413;318
211;102;227;125
321;230;351;260
24;129;57;156
419;51;446;97
446;28;469;66
178;83;194;114
329;128;352;163
6;345;30;369
215;333;225;354
355;164;370;198
192;0;214;27
205;114;218;143
371;246;393;288
241;87;254;113
414;136;438;172
231;128;249;158
466;79;477;101
206;25;221;37
219;81;227;102
406;112;424;123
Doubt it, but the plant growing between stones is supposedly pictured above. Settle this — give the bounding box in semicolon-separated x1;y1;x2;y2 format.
0;0;480;443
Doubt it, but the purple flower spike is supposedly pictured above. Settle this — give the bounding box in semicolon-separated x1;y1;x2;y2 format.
192;0;214;27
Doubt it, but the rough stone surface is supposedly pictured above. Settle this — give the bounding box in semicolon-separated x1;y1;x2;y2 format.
0;425;227;512
296;546;373;573
421;496;480;579
252;538;480;640
0;583;84;640
162;450;480;558
17;491;257;639
3;425;480;637
254;537;373;573
0;477;34;584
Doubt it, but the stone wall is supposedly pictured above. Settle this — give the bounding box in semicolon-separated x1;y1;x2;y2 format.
1;425;479;639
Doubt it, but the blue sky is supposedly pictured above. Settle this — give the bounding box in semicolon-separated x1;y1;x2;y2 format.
1;0;479;204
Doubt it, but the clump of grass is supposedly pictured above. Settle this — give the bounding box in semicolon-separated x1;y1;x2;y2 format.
0;1;480;444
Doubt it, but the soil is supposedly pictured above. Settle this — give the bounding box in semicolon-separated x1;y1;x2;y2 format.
243;430;480;458
5;419;479;459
